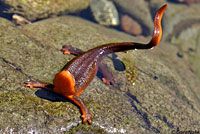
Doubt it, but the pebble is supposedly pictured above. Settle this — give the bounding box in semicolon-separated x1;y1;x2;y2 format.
120;15;142;35
90;0;119;26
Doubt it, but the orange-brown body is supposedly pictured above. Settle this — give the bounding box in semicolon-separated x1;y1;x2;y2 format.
25;4;167;124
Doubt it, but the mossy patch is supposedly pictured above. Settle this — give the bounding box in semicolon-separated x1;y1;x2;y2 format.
122;54;138;85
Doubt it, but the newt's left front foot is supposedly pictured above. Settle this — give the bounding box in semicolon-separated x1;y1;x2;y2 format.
25;81;54;90
25;81;40;88
81;113;93;124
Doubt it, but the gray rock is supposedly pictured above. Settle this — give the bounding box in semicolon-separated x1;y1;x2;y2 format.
150;1;200;80
171;23;200;80
0;15;200;133
90;0;119;26
152;2;200;41
1;0;92;21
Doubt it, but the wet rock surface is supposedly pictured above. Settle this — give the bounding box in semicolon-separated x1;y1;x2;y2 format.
151;1;200;80
0;1;200;134
1;14;200;133
0;0;92;21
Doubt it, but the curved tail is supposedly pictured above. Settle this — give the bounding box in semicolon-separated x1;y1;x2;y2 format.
148;4;167;48
89;4;167;56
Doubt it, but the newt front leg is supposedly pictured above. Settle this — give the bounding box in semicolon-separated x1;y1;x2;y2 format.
25;81;54;90
25;70;93;124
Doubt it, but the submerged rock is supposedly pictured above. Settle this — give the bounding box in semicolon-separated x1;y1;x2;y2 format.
1;0;92;21
120;15;142;35
12;14;31;25
149;1;200;115
150;1;200;80
90;0;119;26
112;0;153;35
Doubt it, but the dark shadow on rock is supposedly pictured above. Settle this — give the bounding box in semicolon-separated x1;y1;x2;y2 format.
96;53;125;86
0;2;13;20
35;88;84;116
35;88;69;102
110;53;126;71
127;90;140;104
154;114;174;128
167;0;189;4
70;6;95;24
128;88;175;132
127;90;161;133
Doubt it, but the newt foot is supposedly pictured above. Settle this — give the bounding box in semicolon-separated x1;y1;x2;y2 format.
81;113;93;124
102;77;114;85
25;81;34;88
61;45;72;55
61;48;71;55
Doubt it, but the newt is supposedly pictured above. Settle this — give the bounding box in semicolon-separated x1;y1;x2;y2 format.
25;4;167;124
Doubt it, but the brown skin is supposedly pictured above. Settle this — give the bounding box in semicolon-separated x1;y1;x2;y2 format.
25;4;167;124
61;45;114;85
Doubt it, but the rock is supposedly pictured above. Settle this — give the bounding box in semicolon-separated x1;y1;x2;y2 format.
112;0;153;35
0;15;200;133
171;23;200;80
120;15;142;35
150;2;200;40
176;0;200;3
90;0;119;26
1;0;92;21
12;14;31;25
150;1;200;80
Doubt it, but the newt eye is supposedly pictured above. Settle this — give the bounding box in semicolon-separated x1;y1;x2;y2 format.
53;70;75;95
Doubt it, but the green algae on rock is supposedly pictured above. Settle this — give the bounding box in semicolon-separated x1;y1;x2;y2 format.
122;54;138;85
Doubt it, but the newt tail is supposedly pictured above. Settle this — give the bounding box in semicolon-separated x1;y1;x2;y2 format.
87;4;168;56
149;4;167;48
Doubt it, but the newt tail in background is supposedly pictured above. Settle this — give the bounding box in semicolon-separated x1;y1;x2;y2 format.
25;4;167;124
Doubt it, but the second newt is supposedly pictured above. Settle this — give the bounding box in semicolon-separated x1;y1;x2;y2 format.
25;4;167;124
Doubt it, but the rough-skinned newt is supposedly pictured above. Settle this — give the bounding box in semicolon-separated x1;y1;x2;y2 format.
25;4;167;124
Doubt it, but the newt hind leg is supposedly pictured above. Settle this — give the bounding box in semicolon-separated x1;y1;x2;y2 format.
98;63;114;85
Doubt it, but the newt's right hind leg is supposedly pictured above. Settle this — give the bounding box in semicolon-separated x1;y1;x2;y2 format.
98;63;114;85
25;81;54;91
